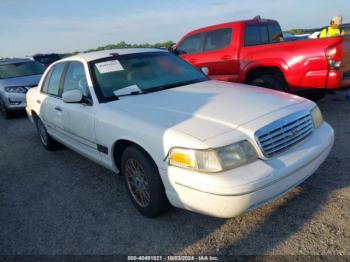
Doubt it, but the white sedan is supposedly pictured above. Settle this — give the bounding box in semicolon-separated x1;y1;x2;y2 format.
26;48;334;218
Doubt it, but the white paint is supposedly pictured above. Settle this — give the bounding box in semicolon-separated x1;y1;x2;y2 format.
26;50;335;218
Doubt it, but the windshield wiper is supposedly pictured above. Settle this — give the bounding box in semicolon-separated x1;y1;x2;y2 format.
147;78;207;93
115;90;145;98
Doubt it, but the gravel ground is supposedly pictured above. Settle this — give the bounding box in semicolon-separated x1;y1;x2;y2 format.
0;91;349;256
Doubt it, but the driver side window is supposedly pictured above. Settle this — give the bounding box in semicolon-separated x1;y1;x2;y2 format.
63;62;89;97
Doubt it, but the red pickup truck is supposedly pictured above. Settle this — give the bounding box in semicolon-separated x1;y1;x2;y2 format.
174;17;350;97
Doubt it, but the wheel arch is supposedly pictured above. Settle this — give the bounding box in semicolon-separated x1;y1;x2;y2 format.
244;66;287;84
112;139;158;174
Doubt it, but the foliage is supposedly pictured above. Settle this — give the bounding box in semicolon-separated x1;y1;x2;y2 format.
60;40;175;58
285;29;306;35
85;40;175;53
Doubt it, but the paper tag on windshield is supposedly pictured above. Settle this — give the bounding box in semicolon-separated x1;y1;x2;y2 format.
95;60;124;74
113;85;141;96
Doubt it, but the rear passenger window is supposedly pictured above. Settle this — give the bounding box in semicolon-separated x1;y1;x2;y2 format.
204;28;232;51
176;33;203;55
41;69;53;93
47;63;65;96
244;24;269;46
63;62;89;97
268;23;283;43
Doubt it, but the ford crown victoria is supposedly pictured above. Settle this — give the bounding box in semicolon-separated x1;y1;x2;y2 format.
26;49;334;218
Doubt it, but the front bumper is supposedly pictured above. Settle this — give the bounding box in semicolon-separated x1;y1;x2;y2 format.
160;122;334;218
2;93;26;111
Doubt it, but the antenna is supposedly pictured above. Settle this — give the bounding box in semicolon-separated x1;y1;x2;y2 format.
253;15;261;20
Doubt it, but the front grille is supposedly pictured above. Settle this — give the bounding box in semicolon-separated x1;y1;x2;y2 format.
255;112;314;157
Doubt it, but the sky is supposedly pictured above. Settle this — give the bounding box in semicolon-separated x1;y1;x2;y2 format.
0;0;349;57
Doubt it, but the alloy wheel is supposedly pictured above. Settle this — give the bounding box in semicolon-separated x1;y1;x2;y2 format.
37;120;48;146
125;158;151;208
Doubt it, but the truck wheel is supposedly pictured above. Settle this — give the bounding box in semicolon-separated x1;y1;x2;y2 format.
306;90;326;101
0;99;12;119
250;74;288;93
121;146;170;217
36;117;55;150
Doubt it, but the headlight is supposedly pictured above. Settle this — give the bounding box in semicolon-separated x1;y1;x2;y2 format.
167;140;258;173
311;106;323;128
4;86;27;93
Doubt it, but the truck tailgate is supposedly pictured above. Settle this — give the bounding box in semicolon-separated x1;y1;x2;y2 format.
342;36;350;87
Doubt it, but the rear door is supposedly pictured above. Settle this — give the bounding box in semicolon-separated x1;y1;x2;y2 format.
40;62;67;136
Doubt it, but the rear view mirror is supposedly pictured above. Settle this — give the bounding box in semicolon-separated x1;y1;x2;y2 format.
201;67;209;75
62;89;83;103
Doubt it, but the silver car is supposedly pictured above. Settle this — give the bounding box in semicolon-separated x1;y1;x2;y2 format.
0;58;44;118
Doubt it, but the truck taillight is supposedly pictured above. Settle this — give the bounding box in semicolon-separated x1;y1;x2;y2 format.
325;45;342;69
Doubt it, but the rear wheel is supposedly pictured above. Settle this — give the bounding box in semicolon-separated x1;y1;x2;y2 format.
36;117;55;150
250;74;289;93
0;99;12;119
304;90;326;101
121;146;170;217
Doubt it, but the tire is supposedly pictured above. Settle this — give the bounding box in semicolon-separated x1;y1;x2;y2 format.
121;146;170;217
35;117;55;150
250;74;289;93
305;90;326;101
0;98;12;119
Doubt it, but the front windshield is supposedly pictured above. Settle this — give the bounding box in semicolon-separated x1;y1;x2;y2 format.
0;61;45;79
90;52;207;102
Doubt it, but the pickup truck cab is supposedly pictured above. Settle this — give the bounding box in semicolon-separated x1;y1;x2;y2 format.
174;17;350;95
26;49;334;218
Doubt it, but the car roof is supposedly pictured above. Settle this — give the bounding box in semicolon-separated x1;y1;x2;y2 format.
183;18;278;36
0;58;34;65
62;48;167;62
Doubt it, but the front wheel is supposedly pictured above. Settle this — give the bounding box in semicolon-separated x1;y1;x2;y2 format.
36;117;55;150
121;146;170;217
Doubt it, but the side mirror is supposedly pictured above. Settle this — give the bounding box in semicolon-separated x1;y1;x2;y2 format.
62;89;83;103
201;67;209;75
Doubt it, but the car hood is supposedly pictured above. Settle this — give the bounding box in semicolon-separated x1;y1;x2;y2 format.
0;74;42;88
106;80;306;141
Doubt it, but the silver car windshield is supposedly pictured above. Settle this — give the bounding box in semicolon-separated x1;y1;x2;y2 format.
0;61;45;79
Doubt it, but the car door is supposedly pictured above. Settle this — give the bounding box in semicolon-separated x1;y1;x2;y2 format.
199;28;238;82
176;32;205;67
40;62;67;137
59;61;99;161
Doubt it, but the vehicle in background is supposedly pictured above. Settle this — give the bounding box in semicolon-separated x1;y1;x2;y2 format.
26;49;334;218
0;58;44;118
174;17;350;99
283;32;309;41
32;53;61;68
308;31;321;39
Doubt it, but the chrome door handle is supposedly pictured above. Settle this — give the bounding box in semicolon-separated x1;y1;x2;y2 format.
54;106;62;112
